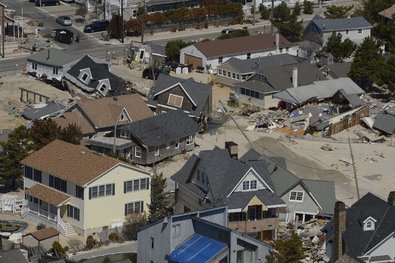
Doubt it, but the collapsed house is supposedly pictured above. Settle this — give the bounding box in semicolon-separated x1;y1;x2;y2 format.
372;105;395;136
274;78;368;136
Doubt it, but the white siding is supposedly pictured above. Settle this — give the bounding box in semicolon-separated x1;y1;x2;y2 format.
322;28;371;45
234;170;266;192
365;232;395;261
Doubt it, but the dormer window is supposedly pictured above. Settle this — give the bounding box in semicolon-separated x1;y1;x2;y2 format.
81;72;89;82
363;217;377;231
168;94;183;108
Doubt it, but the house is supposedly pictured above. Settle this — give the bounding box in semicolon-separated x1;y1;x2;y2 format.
133;42;167;66
241;149;336;223
372;106;395;135
21;139;152;237
324;192;395;263
63;55;126;96
137;207;272;263
378;4;395;23
171;142;286;241
230;57;325;109
27;48;80;82
304;15;372;45
0;249;28;263
145;0;199;13
89;110;200;165
55;94;153;137
22;103;67;120
324;62;352;79
180;33;298;71
147;73;212;124
22;227;59;251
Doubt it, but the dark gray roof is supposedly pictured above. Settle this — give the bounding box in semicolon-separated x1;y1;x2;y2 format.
325;62;351;78
121;110;200;147
343;192;395;257
311;15;372;32
339;89;365;107
65;55;126;95
147;42;166;57
222;54;298;74
147;74;211;117
22;103;66;120
302;179;335;216
235;79;277;94
373;106;395;135
27;48;80;67
0;249;28;263
172;148;284;209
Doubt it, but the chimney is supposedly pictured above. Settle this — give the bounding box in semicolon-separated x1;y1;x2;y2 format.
333;201;346;261
292;67;298;88
47;49;50;60
388;191;395;206
225;141;238;159
275;33;280;52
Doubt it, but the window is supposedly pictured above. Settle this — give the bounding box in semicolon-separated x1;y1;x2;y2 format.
53;67;58;75
218;57;223;63
155;146;159;156
218;69;222;75
49;175;67;193
135;146;142;158
232;73;236;79
250;180;257;189
80;72;89;82
98;83;107;93
227;72;231;78
124;178;149;193
124;201;144;215
32;63;37;70
67;205;80;221
25;166;33;179
33;169;42;182
175;141;179;149
89;183;115;199
243;181;250;190
247;53;251;59
186;135;194;145
289;191;304;202
173;224;181;238
151;237;154;249
167;94;184;108
76;185;84;200
358;29;362;33
223;70;227;77
363;217;377;231
345;29;349;34
279;48;283;53
236;74;240;80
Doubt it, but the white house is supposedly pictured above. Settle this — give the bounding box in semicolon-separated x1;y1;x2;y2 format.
180;33;298;71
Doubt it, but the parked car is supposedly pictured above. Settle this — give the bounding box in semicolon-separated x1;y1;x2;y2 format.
35;0;60;6
52;29;74;44
83;20;109;33
56;16;73;26
142;67;169;80
62;0;75;2
221;28;235;34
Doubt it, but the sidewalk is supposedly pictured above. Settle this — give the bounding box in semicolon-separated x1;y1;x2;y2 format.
68;241;137;261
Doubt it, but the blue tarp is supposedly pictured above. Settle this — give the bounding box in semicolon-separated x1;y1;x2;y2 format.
167;234;228;263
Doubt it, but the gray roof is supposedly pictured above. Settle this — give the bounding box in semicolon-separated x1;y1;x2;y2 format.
339;89;365;107
302;179;336;216
147;42;166;57
342;192;395;257
222;54;298;74
0;249;28;263
172;148;284;209
27;48;80;67
147;73;211;117
311;15;372;32
273;77;365;105
373;106;395;135
65;55;126;95
120;110;200;147
22;103;66;120
325;62;351;78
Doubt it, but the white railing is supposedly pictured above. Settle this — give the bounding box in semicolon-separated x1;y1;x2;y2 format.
57;215;67;236
20;206;28;217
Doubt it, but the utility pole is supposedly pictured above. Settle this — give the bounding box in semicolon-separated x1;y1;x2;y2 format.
121;0;124;43
103;0;106;20
271;0;274;33
348;137;360;200
253;0;256;26
140;0;148;44
21;7;24;43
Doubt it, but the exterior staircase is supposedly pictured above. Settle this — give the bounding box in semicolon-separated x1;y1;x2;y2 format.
64;221;76;236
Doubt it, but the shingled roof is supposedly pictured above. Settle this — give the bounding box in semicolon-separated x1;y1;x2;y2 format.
191;33;293;59
311;15;372;32
21;140;120;186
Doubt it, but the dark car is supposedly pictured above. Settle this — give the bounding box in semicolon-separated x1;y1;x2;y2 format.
35;0;60;6
52;29;74;44
221;28;235;34
142;67;169;80
83;20;109;33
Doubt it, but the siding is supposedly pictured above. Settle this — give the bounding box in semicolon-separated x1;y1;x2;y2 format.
156;85;195;113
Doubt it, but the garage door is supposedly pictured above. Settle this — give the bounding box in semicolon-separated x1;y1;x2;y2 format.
184;54;202;69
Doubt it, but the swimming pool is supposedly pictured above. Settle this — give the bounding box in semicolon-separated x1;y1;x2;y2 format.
0;220;28;233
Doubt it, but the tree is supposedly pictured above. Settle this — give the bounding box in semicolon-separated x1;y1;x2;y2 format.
30;119;62;151
0;126;32;190
267;231;305;263
273;2;292;22
61;124;82;145
349;37;386;90
148;172;173;223
165;39;192;62
324;5;353;18
293;3;301;17
324;32;357;62
272;16;304;41
259;4;271;19
123;212;146;240
303;0;314;14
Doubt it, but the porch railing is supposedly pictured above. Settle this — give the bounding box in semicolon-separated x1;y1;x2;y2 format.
57;215;66;236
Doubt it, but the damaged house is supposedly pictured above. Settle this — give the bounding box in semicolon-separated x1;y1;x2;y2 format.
372;106;395;136
274;78;368;136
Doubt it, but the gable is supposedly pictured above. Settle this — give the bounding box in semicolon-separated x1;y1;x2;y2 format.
155;84;195;112
231;168;272;194
364;232;395;259
282;184;321;210
243;195;268;212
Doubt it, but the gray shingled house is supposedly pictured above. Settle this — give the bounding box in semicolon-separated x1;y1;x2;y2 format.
147;73;212;126
113;110;200;165
137;207;272;263
241;149;336;223
325;192;395;263
171;142;286;241
64;55;126;96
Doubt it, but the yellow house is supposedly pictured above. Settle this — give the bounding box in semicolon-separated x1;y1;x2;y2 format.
21;139;152;237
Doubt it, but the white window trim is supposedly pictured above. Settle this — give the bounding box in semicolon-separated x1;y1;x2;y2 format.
363;217;377;231
135;146;142;158
167;93;184;108
289;190;304;202
242;181;250;191
80;72;89;83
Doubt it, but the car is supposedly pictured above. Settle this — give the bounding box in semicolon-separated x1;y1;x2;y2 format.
52;29;74;44
56;16;73;26
83;20;109;33
221;28;235;34
35;0;60;6
62;0;75;3
142;67;169;80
